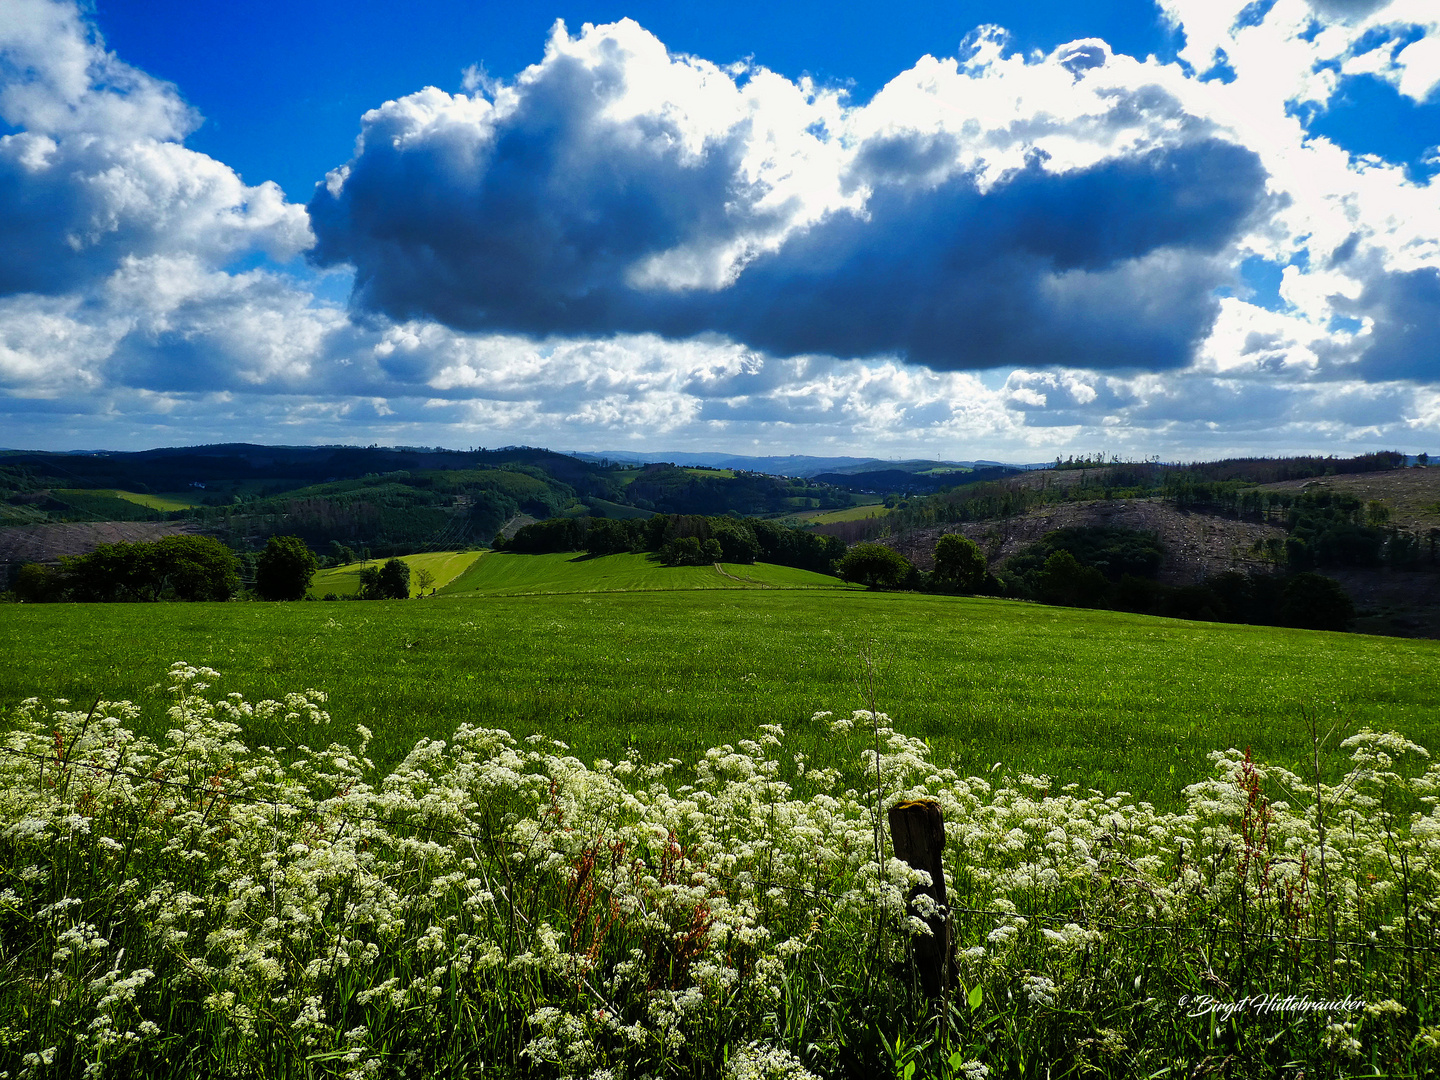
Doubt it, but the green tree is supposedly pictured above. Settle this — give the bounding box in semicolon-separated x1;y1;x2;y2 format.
415;568;436;594
47;537;239;602
376;558;412;599
148;536;241;601
357;566;381;598
13;563;60;603
932;533;987;593
1279;572;1355;631
1035;550;1109;608
660;536;705;566
710;521;759;563
255;536;318;601
836;543;913;588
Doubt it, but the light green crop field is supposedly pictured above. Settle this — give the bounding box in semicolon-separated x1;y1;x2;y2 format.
308;550;484;598
796;503;893;524
2;591;1436;808
439;551;856;595
111;490;201;511
54;489;200;511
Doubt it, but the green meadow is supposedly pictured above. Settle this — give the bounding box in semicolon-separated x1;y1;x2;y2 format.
440;550;856;595
109;489;201;511
54;488;201;512
308;549;484;597
3;571;1436;807
6;557;1440;1077
795;502;892;524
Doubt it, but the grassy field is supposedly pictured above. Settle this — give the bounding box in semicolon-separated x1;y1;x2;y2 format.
795;502;892;524
440;550;855;596
1;590;1436;808
56;488;202;511
307;549;484;597
109;489;201;511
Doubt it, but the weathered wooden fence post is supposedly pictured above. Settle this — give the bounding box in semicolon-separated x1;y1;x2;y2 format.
887;799;955;1000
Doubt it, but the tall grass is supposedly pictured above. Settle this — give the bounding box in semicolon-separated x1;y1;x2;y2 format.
3;593;1438;809
2;664;1436;1078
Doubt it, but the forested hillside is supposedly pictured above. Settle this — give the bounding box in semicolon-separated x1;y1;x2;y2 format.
0;445;865;565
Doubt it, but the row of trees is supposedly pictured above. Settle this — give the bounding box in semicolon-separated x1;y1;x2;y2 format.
835;535;992;592
818;452;1421;554
11;535;328;604
834;526;1357;631
8;534;431;603
498;514;846;573
13;536;241;603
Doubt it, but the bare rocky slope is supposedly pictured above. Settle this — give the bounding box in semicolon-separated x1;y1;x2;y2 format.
879;471;1440;638
0;521;199;571
884;498;1286;585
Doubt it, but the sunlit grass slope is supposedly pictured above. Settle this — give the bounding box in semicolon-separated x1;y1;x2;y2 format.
108;490;200;511
51;488;199;512
2;592;1436;808
439;551;855;595
308;550;484;598
795;503;892;524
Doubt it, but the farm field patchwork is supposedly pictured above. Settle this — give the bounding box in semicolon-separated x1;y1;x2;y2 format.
1;590;1435;808
307;549;484;597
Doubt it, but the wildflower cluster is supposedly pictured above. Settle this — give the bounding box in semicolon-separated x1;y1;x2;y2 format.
0;667;1436;1078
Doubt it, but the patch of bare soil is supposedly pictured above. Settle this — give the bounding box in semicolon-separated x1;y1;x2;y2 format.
1002;466;1124;492
495;514;537;540
883;498;1286;585
1262;468;1440;532
0;521;200;569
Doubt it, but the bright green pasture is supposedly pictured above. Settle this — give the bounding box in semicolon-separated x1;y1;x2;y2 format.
110;490;200;511
439;551;855;595
683;467;736;478
2;593;1436;807
796;503;892;524
52;488;200;512
308;550;484;598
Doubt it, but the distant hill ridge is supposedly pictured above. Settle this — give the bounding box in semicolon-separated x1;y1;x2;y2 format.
569;450;1047;477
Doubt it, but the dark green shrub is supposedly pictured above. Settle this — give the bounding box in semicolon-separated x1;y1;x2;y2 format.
932;533;987;593
836;543;912;588
255;536;318;601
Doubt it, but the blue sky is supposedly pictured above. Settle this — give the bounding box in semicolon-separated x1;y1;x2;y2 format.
1;0;1437;458
92;0;1184;202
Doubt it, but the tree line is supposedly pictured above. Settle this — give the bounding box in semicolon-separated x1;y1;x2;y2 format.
12;535;323;604
495;514;846;573
835;526;1358;631
817;453;1436;577
0;519;1366;631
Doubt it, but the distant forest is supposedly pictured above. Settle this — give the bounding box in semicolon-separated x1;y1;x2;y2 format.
3;444;1434;584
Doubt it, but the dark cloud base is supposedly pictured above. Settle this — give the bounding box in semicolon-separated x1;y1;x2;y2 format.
308;42;1269;374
